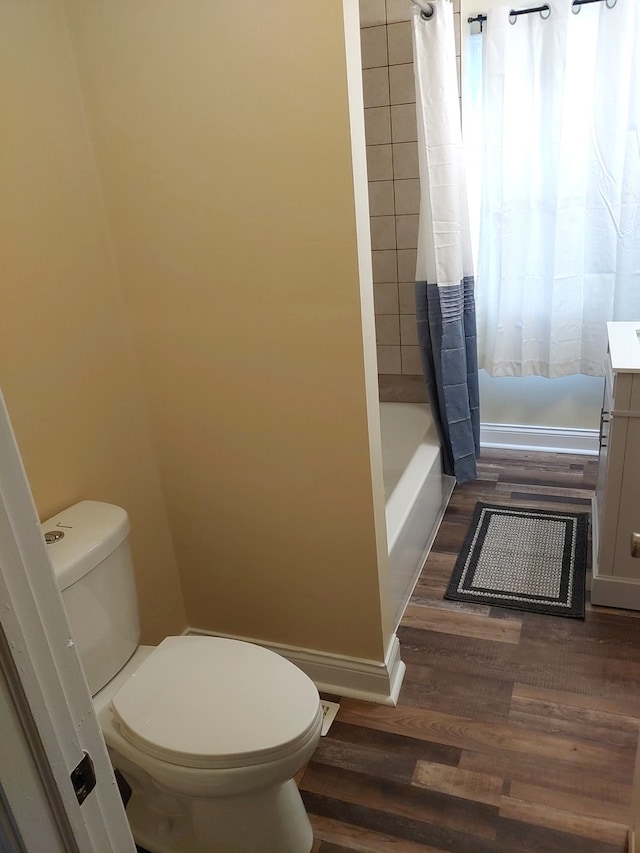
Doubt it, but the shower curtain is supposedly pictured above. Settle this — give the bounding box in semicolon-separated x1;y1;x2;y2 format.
473;0;640;377
412;0;480;484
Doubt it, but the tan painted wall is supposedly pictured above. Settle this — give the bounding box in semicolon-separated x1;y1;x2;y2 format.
64;0;390;661
0;0;186;643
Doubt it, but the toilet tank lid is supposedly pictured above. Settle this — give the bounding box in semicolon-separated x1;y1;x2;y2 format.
42;501;131;591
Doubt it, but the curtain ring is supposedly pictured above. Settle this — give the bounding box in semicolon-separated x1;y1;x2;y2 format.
539;4;551;17
605;0;617;7
414;0;435;19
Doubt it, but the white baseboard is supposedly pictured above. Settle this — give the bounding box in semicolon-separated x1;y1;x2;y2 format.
185;627;406;706
480;422;599;455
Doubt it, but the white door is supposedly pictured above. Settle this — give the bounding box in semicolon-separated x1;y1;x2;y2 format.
0;390;136;853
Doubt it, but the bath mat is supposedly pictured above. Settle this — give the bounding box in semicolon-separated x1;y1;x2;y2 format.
445;503;589;617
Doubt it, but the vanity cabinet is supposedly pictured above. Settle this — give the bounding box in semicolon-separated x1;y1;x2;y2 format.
592;322;640;610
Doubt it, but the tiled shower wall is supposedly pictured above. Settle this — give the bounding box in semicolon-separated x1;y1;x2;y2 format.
359;0;462;389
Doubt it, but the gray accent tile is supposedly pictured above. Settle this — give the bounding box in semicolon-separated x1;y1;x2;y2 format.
379;373;428;402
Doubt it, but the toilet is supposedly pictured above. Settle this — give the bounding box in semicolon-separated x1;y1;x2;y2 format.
43;500;323;853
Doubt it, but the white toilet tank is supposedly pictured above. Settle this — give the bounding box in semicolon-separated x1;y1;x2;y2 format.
42;501;140;697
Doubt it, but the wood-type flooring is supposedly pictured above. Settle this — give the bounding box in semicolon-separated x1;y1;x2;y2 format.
303;448;640;853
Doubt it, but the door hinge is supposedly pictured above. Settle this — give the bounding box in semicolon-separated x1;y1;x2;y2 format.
70;751;96;805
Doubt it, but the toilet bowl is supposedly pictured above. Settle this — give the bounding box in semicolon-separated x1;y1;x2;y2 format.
43;501;323;853
97;637;323;853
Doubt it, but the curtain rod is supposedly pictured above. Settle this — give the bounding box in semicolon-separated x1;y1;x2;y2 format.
509;4;550;20
468;13;488;31
572;0;617;7
467;0;617;28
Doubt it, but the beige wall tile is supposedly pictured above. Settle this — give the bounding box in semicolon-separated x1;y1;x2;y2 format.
363;66;390;107
372;249;398;282
396;213;419;249
375;313;400;344
364;106;391;145
360;0;386;27
360;0;439;383
392;141;419;178
394;177;420;214
377;344;402;373
361;25;388;68
366;143;393;180
370;215;397;250
399;280;416;312
400;313;418;345
374;282;399;314
390;103;417;143
386;0;412;24
389;63;415;105
402;345;423;375
398;248;417;281
368;180;395;216
387;21;413;65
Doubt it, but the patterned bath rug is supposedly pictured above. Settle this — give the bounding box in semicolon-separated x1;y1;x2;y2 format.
445;503;589;618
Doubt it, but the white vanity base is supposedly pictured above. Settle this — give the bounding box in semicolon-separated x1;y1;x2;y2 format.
591;567;640;611
591;323;640;612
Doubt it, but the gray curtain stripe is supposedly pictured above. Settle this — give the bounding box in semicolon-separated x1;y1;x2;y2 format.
415;276;480;484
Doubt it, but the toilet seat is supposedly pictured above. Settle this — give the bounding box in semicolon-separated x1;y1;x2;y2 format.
110;635;321;771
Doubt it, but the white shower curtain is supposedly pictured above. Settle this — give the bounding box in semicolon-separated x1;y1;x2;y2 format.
473;0;640;377
413;0;480;484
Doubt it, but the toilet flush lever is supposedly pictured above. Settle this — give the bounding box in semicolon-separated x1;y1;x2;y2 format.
44;530;65;543
631;532;640;558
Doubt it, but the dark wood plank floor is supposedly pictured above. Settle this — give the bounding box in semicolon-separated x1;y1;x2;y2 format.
302;448;640;853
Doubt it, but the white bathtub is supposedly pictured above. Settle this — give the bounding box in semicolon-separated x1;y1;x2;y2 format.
379;402;454;631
